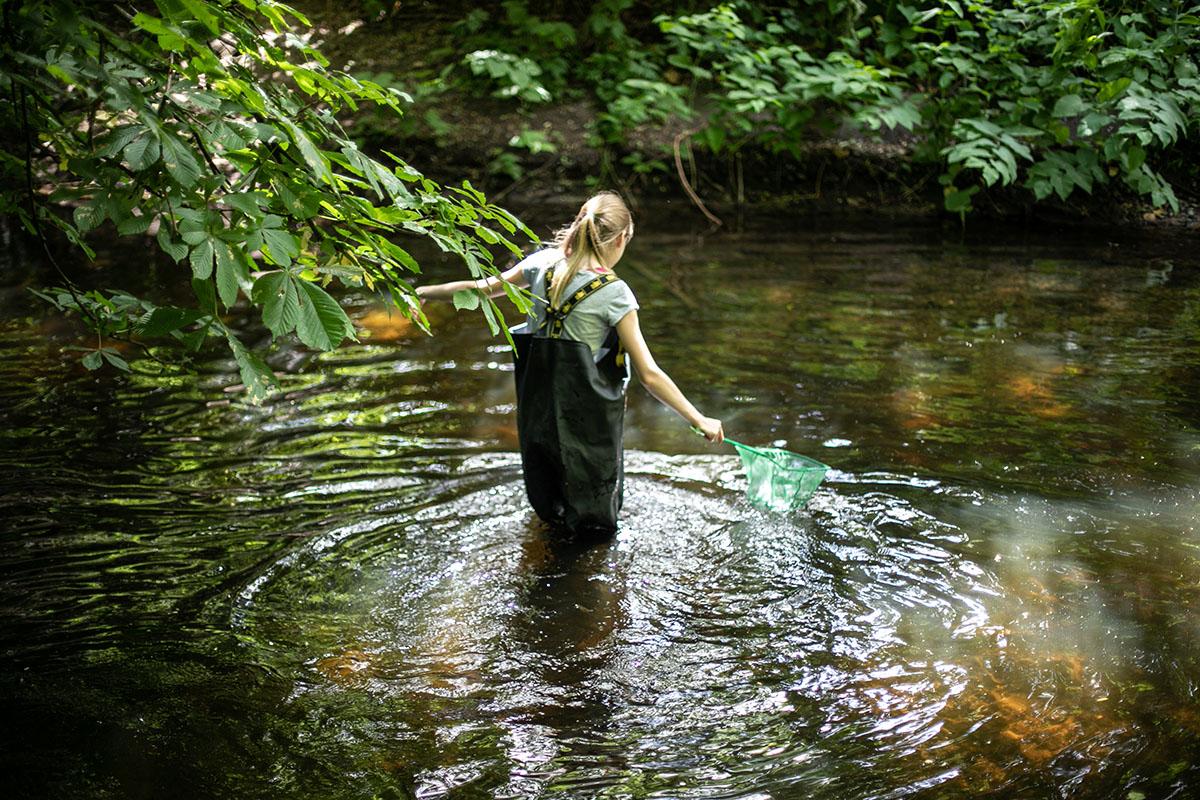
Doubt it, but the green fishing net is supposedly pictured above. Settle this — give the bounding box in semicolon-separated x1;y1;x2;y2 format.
727;439;829;512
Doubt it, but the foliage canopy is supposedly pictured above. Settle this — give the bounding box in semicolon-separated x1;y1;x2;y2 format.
2;0;533;397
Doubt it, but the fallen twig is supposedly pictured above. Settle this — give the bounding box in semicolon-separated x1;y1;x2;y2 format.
673;127;722;228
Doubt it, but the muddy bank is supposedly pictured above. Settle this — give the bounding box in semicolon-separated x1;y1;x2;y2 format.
354;98;1200;233
289;3;1200;232
295;2;1200;232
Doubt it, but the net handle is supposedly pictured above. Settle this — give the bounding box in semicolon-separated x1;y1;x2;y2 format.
691;429;753;453
691;425;746;450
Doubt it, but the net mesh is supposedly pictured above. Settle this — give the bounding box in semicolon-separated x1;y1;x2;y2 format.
728;441;828;512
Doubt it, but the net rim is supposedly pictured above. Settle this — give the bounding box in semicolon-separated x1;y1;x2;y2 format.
727;439;830;475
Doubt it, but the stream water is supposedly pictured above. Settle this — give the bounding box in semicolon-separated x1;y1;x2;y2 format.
2;209;1199;798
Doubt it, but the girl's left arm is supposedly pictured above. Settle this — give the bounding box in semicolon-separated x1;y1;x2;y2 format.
416;262;529;303
616;310;724;443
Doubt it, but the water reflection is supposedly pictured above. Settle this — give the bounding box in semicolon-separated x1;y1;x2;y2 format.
502;532;627;789
1;218;1199;797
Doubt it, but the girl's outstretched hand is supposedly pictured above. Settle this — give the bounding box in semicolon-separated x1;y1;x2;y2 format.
696;416;724;444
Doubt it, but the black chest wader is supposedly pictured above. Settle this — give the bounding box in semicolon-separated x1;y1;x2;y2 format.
511;268;628;537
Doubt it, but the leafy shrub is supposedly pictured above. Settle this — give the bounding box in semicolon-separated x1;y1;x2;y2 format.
658;4;917;157
487;129;559;183
432;0;1200;215
463;50;553;103
870;1;1200;213
448;1;575;100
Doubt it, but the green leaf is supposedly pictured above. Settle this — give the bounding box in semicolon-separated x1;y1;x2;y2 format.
944;186;977;213
101;350;131;372
281;120;332;185
45;64;74;85
272;180;321;219
73;203;105;234
480;296;502;336
177;0;220;35
124;134;160;171
177;326;210;352
135;306;206;337
192;276;217;314
177;209;210;245
261;228;300;267
294;279;355;350
452;289;481;310
315;263;367;284
100;125;143;158
376;238;420;272
214;240;246;308
1126;144;1146;171
221;192;265;217
1079;112;1112;137
190;238;214;279
252;271;300;337
117;213;151;235
82;351;103;370
157;31;187;52
161;132;203;187
500;279;532;314
156;226;189;262
225;332;277;404
131;12;172;36
1096;77;1132;103
1052;94;1087;117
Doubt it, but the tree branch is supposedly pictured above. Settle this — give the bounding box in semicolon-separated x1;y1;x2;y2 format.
18;85;102;331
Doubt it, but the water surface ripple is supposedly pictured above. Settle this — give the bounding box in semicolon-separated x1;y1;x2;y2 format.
2;220;1199;798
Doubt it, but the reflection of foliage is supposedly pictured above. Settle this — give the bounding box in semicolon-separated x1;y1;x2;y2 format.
2;0;533;398
1176;292;1200;340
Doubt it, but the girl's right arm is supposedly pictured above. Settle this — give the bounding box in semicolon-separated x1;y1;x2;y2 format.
616;310;724;443
416;262;529;303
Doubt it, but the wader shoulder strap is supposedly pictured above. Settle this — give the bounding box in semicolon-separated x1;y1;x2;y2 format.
538;265;620;338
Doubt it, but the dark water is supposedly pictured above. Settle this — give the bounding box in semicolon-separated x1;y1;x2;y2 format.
2;212;1200;798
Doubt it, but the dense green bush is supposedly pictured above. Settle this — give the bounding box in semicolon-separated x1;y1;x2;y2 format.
426;0;1200;214
874;1;1200;213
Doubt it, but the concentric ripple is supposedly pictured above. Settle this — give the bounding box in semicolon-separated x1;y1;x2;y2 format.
3;221;1200;798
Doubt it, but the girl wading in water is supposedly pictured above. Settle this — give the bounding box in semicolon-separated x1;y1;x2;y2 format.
417;192;724;536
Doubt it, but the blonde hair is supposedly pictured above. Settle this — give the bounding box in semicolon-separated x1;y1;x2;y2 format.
547;191;634;308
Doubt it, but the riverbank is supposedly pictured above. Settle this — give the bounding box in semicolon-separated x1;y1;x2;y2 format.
295;2;1200;233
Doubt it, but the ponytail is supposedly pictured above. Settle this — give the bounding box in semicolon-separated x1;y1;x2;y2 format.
548;192;633;308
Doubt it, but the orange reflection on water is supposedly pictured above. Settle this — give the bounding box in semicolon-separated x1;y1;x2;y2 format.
356;307;418;341
314;645;380;684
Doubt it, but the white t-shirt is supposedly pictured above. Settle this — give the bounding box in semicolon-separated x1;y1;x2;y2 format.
519;248;639;360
